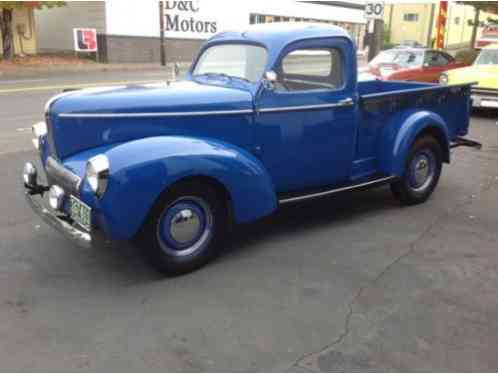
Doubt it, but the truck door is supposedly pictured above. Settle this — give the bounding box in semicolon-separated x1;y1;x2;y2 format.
254;38;357;193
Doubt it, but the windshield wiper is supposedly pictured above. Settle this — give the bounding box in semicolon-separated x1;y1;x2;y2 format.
195;72;251;83
230;76;251;83
196;72;232;81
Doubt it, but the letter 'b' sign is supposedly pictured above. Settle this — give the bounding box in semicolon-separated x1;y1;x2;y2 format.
74;28;98;52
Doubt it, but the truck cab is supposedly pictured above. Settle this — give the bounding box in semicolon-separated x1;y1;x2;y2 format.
23;23;476;274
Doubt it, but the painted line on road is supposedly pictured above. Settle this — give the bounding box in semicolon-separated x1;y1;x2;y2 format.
0;78;48;85
0;80;163;94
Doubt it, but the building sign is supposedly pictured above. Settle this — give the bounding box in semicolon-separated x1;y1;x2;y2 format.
73;28;98;52
364;2;384;20
163;1;219;39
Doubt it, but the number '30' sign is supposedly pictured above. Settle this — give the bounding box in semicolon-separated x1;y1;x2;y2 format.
365;2;384;20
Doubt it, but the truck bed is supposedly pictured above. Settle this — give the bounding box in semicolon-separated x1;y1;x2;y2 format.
353;80;473;180
358;80;472;138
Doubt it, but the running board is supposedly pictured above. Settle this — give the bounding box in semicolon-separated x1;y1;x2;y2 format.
278;176;397;205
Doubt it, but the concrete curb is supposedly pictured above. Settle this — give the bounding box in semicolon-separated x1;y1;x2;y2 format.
0;62;191;80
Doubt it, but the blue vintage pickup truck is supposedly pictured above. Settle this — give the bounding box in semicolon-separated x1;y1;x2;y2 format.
23;24;477;274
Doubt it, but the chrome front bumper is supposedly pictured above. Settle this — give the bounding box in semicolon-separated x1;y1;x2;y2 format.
24;188;92;249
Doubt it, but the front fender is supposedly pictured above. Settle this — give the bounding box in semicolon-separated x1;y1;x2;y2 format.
78;136;277;240
377;110;450;177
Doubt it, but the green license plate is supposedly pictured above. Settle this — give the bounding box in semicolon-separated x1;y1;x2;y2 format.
69;196;92;231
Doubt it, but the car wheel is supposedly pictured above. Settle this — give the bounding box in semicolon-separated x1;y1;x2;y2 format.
391;135;443;205
140;181;227;275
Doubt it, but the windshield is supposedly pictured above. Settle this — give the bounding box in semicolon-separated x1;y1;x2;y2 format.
475;49;498;65
371;50;424;67
193;44;268;83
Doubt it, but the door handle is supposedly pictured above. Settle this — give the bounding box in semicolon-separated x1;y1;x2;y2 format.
337;98;354;107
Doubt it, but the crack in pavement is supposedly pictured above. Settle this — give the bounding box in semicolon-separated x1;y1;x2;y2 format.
292;177;497;372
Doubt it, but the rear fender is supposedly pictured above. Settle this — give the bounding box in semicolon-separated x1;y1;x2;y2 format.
377;110;450;177
80;136;277;240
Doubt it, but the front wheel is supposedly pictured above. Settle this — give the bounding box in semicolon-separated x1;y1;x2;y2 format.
391;135;443;205
139;181;227;275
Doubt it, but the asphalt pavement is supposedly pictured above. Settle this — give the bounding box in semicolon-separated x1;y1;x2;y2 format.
1;72;498;371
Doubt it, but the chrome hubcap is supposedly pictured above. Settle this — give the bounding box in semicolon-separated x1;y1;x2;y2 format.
414;157;430;186
409;149;435;192
170;209;201;244
157;197;213;257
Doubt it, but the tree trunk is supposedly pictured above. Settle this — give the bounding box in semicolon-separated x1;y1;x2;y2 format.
0;8;14;60
470;8;480;49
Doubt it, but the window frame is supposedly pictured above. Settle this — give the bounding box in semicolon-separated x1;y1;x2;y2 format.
275;46;346;94
403;13;419;22
425;51;452;67
190;41;269;83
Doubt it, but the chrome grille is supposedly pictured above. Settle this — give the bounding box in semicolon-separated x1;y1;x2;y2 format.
46;157;81;196
45;114;59;159
472;88;498;97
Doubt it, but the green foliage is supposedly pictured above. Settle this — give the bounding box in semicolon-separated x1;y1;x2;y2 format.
457;2;498;14
0;1;65;10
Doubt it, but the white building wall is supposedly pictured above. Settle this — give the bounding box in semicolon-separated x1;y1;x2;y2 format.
105;1;160;37
104;0;366;39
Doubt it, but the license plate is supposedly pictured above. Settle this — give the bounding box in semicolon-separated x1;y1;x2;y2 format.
69;196;92;231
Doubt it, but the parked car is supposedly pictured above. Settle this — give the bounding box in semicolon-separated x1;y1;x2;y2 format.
362;48;468;82
24;23;477;275
476;24;498;49
440;44;498;109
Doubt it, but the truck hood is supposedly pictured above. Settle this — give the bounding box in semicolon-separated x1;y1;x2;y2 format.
447;65;498;89
50;80;253;115
47;80;255;159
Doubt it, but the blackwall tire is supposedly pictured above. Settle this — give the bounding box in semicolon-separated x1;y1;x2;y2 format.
391;135;443;206
139;181;227;275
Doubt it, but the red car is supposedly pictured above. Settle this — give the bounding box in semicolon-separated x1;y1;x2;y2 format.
361;48;468;83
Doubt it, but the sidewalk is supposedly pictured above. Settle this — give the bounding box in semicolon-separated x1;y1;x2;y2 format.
0;57;190;80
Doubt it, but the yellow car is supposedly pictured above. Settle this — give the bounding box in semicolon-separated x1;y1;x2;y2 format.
440;44;498;108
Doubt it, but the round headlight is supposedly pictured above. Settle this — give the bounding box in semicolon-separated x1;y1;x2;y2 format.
439;74;449;85
23;162;38;187
48;185;65;211
31;122;47;150
86;155;109;198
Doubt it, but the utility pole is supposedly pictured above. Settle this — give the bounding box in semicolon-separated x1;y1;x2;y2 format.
159;1;166;66
368;19;383;62
427;3;436;48
470;8;480;48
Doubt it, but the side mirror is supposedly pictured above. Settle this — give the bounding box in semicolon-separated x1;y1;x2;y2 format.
423;62;430;68
262;70;278;90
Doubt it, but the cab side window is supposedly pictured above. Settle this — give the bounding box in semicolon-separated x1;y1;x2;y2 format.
278;48;344;92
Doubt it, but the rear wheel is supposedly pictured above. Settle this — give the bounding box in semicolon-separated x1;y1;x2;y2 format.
140;181;227;275
391;135;443;205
